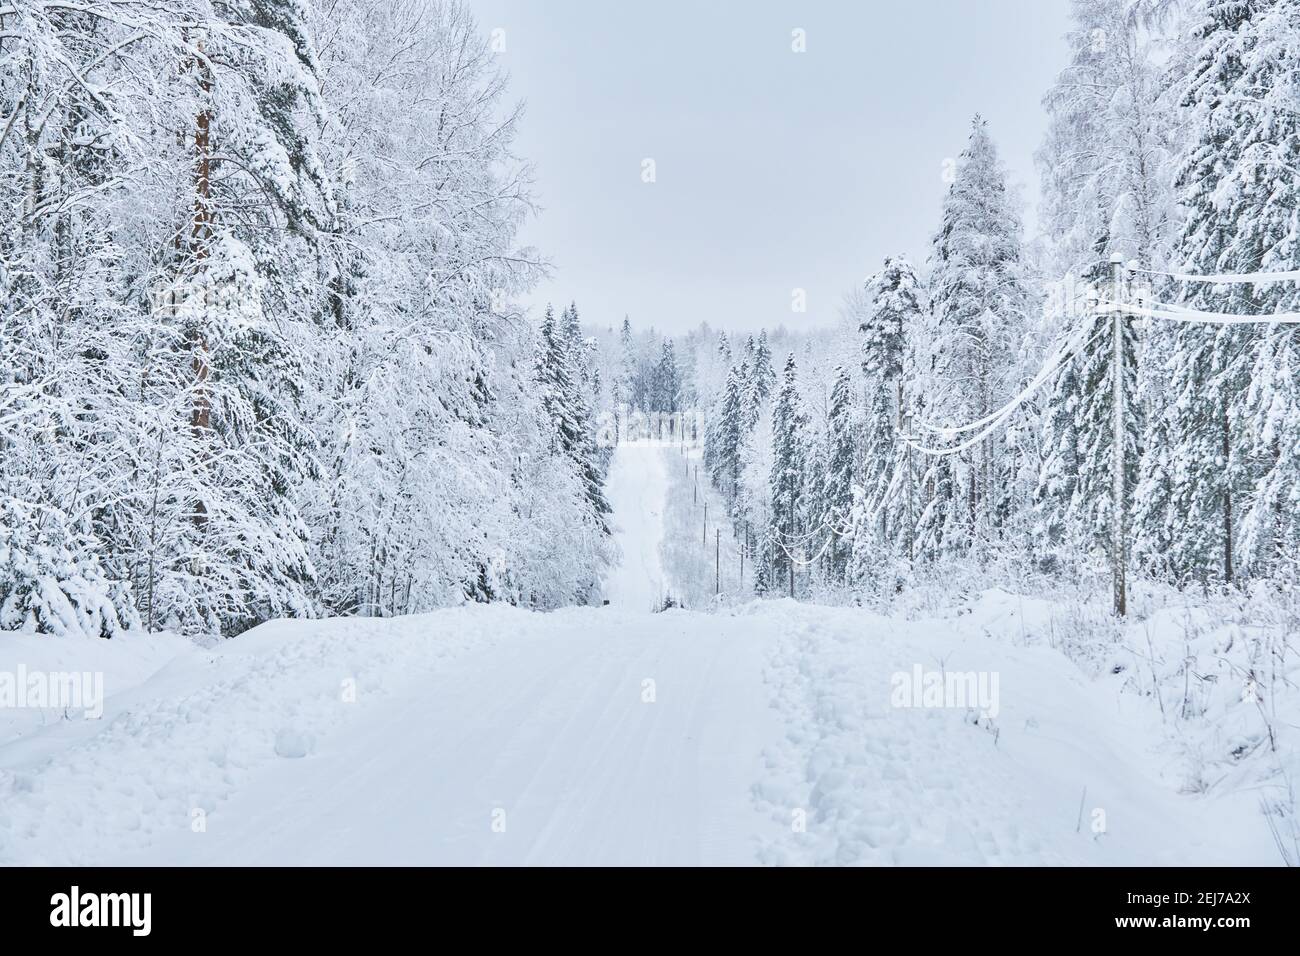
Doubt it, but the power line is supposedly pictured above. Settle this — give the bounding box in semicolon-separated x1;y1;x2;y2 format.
1130;266;1300;285
1098;300;1300;325
901;322;1106;457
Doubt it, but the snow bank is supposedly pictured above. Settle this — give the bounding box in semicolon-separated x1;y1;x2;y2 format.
750;592;1286;865
0;608;515;865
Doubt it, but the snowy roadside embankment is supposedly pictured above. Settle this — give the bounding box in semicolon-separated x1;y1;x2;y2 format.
0;609;514;865
659;444;752;609
749;591;1286;865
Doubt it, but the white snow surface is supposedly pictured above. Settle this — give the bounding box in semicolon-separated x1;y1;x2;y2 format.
603;441;670;610
0;444;1280;865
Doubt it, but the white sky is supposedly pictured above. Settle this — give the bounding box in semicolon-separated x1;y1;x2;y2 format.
468;0;1072;333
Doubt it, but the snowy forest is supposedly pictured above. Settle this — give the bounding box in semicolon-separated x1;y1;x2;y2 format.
3;0;1298;638
1;0;615;639
599;0;1300;613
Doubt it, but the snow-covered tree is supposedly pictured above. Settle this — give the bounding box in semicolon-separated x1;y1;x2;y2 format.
855;257;925;571
708;366;746;501
1035;263;1140;568
1036;0;1181;278
749;330;777;406
1135;0;1299;585
768;354;806;595
916;116;1032;559
653;339;681;417
0;0;615;633
821;366;856;581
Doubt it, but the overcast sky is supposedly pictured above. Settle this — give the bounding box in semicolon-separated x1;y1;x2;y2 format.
468;0;1072;333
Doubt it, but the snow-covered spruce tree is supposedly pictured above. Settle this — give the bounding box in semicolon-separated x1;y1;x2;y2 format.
716;330;732;368
802;417;829;583
1034;258;1140;569
653;338;681;430
749;330;777;406
537;305;611;537
708;366;746;502
768;354;807;595
740;334;757;372
730;389;772;588
915;116;1032;560
563;303;594;395
821;366;856;582
1135;0;1299;585
0;504;136;639
563;303;611;470
850;257;925;583
1234;0;1300;579
614;316;637;436
701;333;730;474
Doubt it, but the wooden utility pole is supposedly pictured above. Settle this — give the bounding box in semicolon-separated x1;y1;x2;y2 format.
1110;254;1127;617
1223;403;1234;584
703;502;708;546
903;411;915;561
715;530;720;595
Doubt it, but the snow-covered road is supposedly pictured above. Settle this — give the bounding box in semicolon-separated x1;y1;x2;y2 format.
0;443;1278;865
603;441;669;610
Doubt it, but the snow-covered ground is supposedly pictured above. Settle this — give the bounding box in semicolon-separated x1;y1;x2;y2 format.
0;443;1283;865
603;440;670;611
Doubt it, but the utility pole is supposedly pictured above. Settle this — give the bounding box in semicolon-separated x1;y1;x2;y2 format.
903;411;915;561
715;530;720;595
703;501;708;547
1110;254;1127;617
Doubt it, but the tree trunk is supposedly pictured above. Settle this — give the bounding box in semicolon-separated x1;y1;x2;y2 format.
187;35;213;527
1222;401;1233;584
